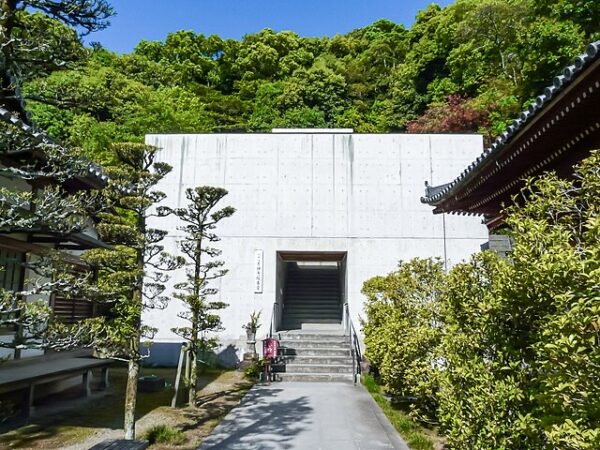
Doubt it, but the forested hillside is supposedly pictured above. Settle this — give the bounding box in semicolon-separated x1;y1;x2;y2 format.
23;0;600;164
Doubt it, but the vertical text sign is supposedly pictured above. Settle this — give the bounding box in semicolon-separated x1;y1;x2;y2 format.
254;250;263;294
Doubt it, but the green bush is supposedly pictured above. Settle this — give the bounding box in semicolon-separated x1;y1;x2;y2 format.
362;258;444;422
144;424;186;445
363;152;600;449
438;251;534;449
243;357;265;380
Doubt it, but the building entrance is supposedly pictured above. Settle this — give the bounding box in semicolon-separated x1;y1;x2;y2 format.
275;252;347;331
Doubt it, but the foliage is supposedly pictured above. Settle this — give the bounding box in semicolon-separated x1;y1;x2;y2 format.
0;0;113;119
19;0;599;160
502;152;600;449
363;151;600;449
0;55;101;359
144;424;186;445
166;186;235;405
0;254;92;351
82;143;182;439
242;310;261;335
406;94;490;141
243;356;266;380
362;258;445;422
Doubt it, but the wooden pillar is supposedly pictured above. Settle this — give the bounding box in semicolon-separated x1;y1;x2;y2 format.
82;370;92;397
23;384;35;417
100;367;110;390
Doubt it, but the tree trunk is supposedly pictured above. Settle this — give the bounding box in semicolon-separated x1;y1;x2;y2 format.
188;236;202;407
124;210;145;438
124;358;139;440
188;337;197;406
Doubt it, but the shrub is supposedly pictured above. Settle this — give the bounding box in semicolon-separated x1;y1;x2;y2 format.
363;152;600;449
439;152;600;449
438;252;535;449
243;357;265;380
145;424;186;445
362;258;444;422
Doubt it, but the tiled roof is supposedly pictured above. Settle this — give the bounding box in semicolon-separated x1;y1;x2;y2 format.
0;106;108;186
421;40;600;206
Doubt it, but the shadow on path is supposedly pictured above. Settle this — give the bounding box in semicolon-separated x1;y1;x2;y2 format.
199;386;312;449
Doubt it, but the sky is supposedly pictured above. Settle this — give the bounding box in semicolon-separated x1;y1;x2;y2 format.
85;0;453;54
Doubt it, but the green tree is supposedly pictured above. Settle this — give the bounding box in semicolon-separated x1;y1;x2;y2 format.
0;0;113;117
84;143;182;440
167;186;235;406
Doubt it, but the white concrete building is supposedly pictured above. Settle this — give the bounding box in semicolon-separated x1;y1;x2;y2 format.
144;130;488;366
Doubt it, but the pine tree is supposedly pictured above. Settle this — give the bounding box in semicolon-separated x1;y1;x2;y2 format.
0;0;113;118
83;142;182;440
167;186;234;406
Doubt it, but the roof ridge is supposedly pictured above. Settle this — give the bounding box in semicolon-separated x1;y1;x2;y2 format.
421;40;600;205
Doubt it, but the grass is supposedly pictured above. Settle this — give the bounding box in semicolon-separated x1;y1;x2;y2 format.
145;424;187;445
0;365;253;449
362;374;444;450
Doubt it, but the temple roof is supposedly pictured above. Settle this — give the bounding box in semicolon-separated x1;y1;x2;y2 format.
421;40;600;223
0;106;108;190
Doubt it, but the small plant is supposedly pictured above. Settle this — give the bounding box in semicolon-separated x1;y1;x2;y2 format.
242;310;261;335
145;424;186;445
243;357;266;380
362;374;381;394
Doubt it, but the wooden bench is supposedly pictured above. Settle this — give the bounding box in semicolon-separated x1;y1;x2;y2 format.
0;357;112;417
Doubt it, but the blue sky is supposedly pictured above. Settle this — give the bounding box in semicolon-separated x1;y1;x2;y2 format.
86;0;453;53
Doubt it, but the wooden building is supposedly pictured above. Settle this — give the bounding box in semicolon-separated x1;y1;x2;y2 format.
0;105;109;360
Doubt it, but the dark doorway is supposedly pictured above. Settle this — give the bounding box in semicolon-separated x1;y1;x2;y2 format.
275;252;347;331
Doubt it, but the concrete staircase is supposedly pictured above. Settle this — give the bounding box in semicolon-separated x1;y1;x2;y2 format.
273;329;354;382
281;264;342;330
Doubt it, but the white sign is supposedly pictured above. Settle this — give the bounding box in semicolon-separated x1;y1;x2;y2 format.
254;250;263;294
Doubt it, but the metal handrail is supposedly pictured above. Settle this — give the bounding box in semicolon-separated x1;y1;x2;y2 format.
343;302;362;384
269;302;280;338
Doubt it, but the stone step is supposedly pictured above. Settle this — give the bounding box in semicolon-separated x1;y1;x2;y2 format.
278;334;350;342
286;289;338;292
283;312;341;317
281;317;340;330
277;332;347;339
283;313;341;320
284;302;340;307
278;355;353;365
284;302;341;308
285;295;339;300
276;372;354;383
286;280;338;284
284;363;353;374
279;336;350;349
279;342;350;351
282;315;342;320
279;348;350;357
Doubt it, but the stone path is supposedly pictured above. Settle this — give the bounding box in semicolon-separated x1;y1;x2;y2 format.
199;382;410;450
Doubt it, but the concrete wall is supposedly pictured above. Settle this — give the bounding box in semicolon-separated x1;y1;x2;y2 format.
143;132;488;366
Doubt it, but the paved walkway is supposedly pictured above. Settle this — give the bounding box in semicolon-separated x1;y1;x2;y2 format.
199;382;410;450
